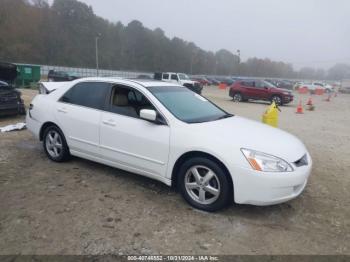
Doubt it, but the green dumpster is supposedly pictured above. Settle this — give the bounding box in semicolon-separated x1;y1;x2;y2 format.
15;64;41;87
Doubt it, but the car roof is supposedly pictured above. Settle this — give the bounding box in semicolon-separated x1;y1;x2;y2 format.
74;77;180;88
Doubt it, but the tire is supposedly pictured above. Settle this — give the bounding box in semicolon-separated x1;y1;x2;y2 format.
232;93;243;102
43;125;70;162
271;95;283;106
19;106;26;115
177;157;232;212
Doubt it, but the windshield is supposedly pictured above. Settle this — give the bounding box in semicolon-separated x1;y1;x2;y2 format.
148;86;232;123
178;74;190;80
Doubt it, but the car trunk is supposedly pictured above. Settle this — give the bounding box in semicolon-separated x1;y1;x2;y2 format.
0;62;25;115
0;62;18;83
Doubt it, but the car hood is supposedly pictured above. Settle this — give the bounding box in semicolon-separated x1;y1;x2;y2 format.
194;116;307;163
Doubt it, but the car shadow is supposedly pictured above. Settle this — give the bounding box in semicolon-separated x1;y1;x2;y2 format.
17;138;299;219
72;156;297;220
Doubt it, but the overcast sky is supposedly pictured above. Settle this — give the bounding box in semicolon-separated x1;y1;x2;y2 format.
66;0;350;69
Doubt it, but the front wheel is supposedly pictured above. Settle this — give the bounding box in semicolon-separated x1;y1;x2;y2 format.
232;93;243;102
271;95;283;106
177;157;232;212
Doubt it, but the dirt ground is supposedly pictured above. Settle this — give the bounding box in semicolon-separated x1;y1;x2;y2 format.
0;87;349;255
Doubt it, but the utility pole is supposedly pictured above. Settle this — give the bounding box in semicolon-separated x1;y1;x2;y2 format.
95;33;101;76
237;49;241;76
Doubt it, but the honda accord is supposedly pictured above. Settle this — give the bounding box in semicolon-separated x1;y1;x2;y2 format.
26;78;312;211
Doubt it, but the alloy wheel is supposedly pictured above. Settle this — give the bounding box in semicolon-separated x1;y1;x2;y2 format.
184;165;221;205
233;93;242;102
272;96;282;105
45;130;63;158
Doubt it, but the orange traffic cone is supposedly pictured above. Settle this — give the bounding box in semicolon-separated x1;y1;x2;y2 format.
296;100;304;114
306;97;313;106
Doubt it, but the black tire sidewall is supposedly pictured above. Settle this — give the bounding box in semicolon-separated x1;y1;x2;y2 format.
177;157;232;212
233;93;242;102
43;125;70;162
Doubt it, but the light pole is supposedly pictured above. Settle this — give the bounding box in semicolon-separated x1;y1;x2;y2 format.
237;49;241;76
95;33;101;76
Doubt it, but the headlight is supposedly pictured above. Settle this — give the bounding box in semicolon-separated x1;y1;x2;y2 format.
241;148;294;172
283;91;290;95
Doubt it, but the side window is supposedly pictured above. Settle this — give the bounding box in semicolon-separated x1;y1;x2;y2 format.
162;74;169;80
255;81;265;88
171;74;179;81
110;85;156;118
241;81;254;87
60;82;110;110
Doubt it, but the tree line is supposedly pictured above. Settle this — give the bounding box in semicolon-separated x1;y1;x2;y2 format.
0;0;349;80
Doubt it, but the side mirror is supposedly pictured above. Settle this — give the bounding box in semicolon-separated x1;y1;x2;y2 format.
140;109;157;122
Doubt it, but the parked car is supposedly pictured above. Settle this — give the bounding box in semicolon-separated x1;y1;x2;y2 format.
191;76;210;86
136;74;152;79
205;77;220;85
0;62;26;116
298;82;332;93
229;79;294;105
154;72;202;94
265;79;294;90
26;78;312;211
339;79;350;94
215;77;235;86
48;70;79;82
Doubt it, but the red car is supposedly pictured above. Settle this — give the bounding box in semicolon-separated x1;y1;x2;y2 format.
191;77;210;86
229;79;294;105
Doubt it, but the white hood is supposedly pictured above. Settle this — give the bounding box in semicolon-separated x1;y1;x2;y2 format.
194;116;307;163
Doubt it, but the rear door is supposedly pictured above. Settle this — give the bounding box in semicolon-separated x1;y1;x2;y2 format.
253;80;270;100
240;80;256;98
100;84;170;178
55;81;110;156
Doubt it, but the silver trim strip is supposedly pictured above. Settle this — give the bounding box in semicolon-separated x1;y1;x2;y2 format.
100;144;165;165
69;136;99;147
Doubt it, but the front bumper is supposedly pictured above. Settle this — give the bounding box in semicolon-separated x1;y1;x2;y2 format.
231;153;312;206
0;102;25;116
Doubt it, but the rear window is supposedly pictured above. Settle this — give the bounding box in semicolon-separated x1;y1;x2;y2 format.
60;82;110;110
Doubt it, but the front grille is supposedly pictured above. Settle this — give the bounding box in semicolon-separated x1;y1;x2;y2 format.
294;154;308;167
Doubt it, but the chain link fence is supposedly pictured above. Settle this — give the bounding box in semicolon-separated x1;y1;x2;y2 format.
40;65;153;79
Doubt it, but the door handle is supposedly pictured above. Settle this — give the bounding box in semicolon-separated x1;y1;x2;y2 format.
57;108;68;114
102;120;116;127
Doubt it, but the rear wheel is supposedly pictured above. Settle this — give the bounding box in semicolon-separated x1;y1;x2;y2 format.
178;157;232;212
43;125;70;162
232;93;243;102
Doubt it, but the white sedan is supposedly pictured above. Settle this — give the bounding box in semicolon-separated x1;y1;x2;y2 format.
27;78;312;211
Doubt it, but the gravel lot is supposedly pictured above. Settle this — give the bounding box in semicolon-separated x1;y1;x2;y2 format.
0;87;349;255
